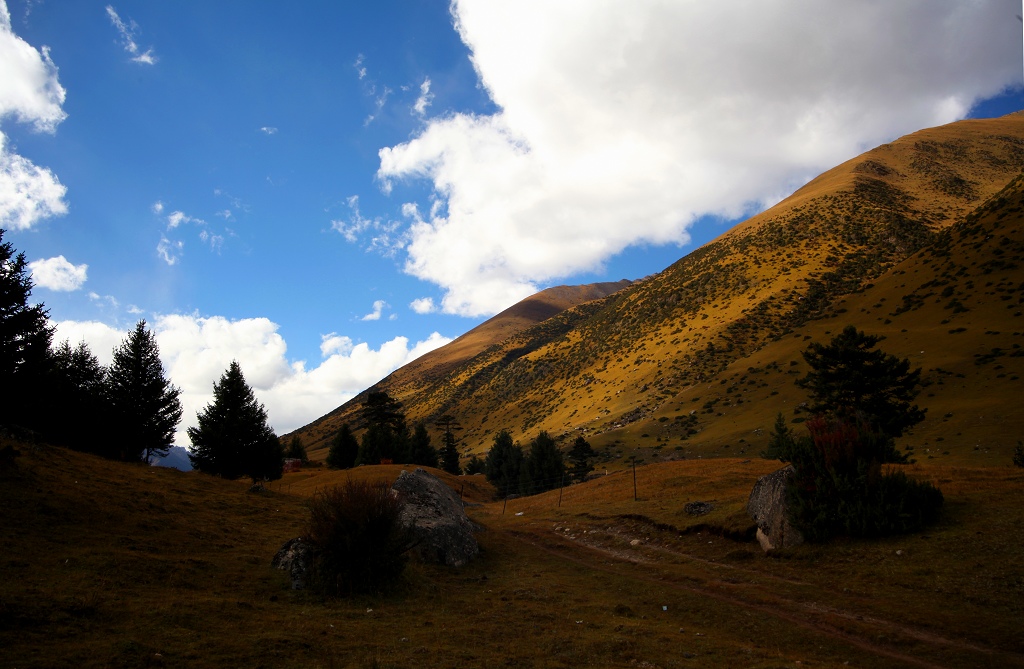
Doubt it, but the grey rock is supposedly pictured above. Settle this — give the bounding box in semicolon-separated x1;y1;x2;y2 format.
747;464;804;552
391;468;480;567
684;501;714;516
272;537;317;590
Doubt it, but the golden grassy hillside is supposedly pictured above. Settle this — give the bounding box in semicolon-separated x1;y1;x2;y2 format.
293;281;631;453
4;439;1023;668
292;113;1024;469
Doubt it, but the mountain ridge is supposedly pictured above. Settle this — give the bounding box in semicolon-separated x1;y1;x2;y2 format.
292;113;1024;465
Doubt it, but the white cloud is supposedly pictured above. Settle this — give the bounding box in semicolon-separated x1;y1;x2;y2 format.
54;315;453;446
166;209;203;229
29;255;87;291
156;235;182;265
260;126;278;135
105;5;157;65
410;297;435;314
151;200;164;214
0;1;67;230
331;195;404;255
361;299;388;321
413;77;434;116
354;53;367;80
372;0;1023;317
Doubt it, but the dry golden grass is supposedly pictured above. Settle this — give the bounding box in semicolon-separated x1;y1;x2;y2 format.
290;114;1024;473
4;440;1022;668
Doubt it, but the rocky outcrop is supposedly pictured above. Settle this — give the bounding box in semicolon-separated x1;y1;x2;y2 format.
747;465;804;552
391;468;480;567
271;537;317;590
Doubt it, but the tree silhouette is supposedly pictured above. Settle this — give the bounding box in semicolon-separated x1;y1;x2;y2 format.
484;429;523;498
567;436;594;483
435;414;463;475
188;360;282;483
0;230;54;431
107;320;182;462
327;423;359;469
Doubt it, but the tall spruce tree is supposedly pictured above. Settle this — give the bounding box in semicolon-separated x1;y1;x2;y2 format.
484;429;523;498
435;414;462;475
522;431;564;494
50;340;110;456
0;230;54;431
567;436;595;483
107;320;182;462
327;423;359;469
188;361;282;483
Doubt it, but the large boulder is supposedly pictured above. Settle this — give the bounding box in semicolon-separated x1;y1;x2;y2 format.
391;468;480;567
271;537;317;590
747;465;804;552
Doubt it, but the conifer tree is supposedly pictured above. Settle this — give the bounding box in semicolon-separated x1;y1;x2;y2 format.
760;412;794;460
522;431;564;494
327;423;359;469
435;414;462;475
567;435;595;483
408;422;439;468
0;230;54;431
107;320;182;462
188;360;282;483
285;435;308;463
50;340;110;455
484;429;523;498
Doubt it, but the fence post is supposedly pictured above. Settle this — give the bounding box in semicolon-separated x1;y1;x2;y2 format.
502;497;508;515
558;474;564;508
632;456;637;501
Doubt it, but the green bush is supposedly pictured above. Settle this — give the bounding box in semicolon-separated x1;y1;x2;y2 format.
782;416;942;542
305;480;414;596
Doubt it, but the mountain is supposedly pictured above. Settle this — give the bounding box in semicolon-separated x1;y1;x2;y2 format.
292;113;1024;466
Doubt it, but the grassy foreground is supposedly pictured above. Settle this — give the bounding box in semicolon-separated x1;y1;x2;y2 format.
2;441;1022;668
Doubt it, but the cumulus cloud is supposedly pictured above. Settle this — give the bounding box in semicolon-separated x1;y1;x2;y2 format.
29;255;87;291
54;315;452;446
0;1;68;230
410;297;436;314
260;126;278;135
105;5;157;65
413;77;434;116
361;299;388;321
370;0;1024;317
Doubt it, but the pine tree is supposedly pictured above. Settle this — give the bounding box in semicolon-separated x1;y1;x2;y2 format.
107;320;182;462
760;412;794;460
522;431;564;494
567;435;595;483
285;435;308;463
0;230;54;431
435;414;462;475
408;422;438;468
798;325;925;443
484;429;523;498
50;340;110;455
327;423;359;469
188;360;282;483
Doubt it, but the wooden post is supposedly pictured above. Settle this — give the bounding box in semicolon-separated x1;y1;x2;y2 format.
558;474;564;507
632;456;637;501
502;497;508;515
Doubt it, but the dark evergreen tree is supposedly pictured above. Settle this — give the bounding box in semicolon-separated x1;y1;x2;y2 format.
567;435;595;483
0;230;54;431
285;435;308;463
464;454;485;475
188;360;282;482
49;340;110;455
408;422;438;468
107;320;182;462
484;429;523;498
798;325;925;445
522;431;564;494
760;412;795;460
327;423;359;469
435;414;463;475
356;390;407;464
1013;442;1024;468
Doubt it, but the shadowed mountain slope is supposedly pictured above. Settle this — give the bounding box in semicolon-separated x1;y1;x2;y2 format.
294;113;1024;466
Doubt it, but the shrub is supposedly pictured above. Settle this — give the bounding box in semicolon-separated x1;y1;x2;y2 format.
305;480;414;596
783;416;942;542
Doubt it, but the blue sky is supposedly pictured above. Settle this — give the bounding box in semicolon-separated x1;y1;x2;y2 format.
2;0;1022;444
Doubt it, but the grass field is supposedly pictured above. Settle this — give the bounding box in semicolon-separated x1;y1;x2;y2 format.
3;440;1022;668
